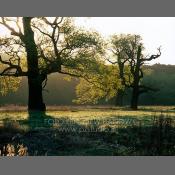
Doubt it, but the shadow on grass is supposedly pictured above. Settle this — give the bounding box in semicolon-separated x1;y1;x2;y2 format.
1;112;175;155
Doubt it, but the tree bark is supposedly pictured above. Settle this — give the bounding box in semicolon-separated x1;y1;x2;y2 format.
23;17;46;111
28;77;46;111
130;45;142;110
131;87;139;110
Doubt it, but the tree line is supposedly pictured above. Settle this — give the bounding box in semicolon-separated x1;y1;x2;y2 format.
1;64;175;106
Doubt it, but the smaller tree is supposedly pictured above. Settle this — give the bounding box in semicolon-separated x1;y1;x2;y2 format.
107;34;136;106
108;34;161;110
75;34;161;109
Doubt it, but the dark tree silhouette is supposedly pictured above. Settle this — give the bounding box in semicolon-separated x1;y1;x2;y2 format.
0;17;102;111
128;45;161;110
107;34;161;109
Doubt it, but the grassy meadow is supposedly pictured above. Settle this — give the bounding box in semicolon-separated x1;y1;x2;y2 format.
1;105;175;156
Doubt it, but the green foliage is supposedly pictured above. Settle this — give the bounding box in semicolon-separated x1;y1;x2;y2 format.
1;64;175;106
109;34;144;81
0;76;21;95
0;17;105;99
33;17;104;75
74;33;160;106
110;34;144;62
111;34;143;48
74;64;123;104
73;34;144;105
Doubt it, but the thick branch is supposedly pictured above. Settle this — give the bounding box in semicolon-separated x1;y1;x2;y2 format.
0;55;27;77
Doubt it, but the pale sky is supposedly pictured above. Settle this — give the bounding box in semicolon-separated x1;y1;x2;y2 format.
0;17;175;65
75;17;175;65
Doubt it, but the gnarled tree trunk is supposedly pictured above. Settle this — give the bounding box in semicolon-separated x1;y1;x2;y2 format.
131;86;139;110
130;46;142;110
23;17;46;111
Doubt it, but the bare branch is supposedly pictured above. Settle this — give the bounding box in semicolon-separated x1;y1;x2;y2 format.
105;57;118;64
0;17;23;37
32;24;52;38
142;47;161;62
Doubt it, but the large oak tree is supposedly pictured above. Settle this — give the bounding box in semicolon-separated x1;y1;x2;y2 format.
0;17;103;111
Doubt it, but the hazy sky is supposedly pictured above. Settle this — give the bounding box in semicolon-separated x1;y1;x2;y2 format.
75;17;175;65
0;17;174;65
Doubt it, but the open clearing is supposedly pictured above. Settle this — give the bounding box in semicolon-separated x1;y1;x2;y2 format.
0;106;175;156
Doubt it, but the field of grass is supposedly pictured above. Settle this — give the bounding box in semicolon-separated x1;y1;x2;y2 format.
1;105;175;156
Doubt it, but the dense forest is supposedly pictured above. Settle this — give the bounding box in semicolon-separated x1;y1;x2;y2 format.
0;63;175;106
